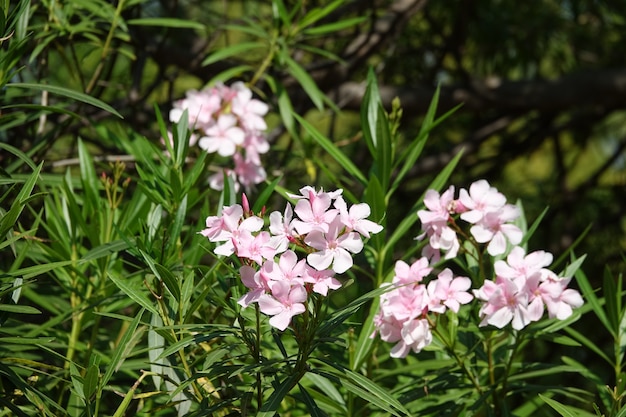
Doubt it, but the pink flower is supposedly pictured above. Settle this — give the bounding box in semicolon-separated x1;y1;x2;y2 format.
305;217;364;274
495;246;554;288
169;88;221;129
291;187;340;235
392;258;432;286
395;318;433;358
269;204;296;253
469;205;522;256
258;281;307;331
416;187;460;260
417;186;455;227
233;152;267;190
334;196;383;238
238;265;271;308
200;204;244;242
261;250;306;285
474;277;531;330
303;264;341;296
458;180;507;224
526;275;583;321
231;82;269;132
199;114;245;157
427;268;473;313
234;231;275;265
200;204;263;257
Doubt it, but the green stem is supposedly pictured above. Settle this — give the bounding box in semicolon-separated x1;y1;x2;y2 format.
255;304;262;409
428;315;484;395
248;32;277;87
85;0;126;94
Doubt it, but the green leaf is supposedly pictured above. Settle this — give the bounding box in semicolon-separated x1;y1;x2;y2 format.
334;366;410;416
294;114;367;185
0;162;41;237
539;394;578;417
139;250;181;302
298;384;326;417
351;297;379;371
83;364;99;400
81;239;132;262
202;41;264;66
363;175;386;254
252;176;282;214
101;309;145;388
77;138;99;215
283;54;324;111
384;149;463;256
0;304;40;314
374;105;393;192
108;271;159;316
361;68;380;158
302;17;366;37
574;265;612;336
6;83;123;118
257;373;300;417
209;65;253;85
126;18;205;30
298;0;344;29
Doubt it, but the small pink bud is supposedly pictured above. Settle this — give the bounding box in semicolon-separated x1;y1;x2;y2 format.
241;193;250;216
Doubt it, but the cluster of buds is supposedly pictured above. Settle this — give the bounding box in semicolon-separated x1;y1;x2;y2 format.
372;180;583;358
169;82;269;192
200;187;383;331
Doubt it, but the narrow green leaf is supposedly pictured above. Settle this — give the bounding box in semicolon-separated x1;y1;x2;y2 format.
139;250;181;302
390;86;447;196
0;162;41;238
81;239;132;262
166;194;187;255
83;364;99;400
302;17;366;37
108;271;159;316
0;304;40;314
252;176;282;214
384;149;463;255
574;266;612;336
361;68;380;158
209;65;253;84
295;114;367;185
77;138;100;215
351;297;378;371
101;308;145;387
298;0;343;29
10;260;73;279
257;373;300;416
604;266;619;335
374;105;393;191
539;394;577;417
298;384;326;417
563;326;612;365
283;55;324;110
6;83;123;118
363;175;385;253
304;373;345;410
126;18;205;30
202;41;264;66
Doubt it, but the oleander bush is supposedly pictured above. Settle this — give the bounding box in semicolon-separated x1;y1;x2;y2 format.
1;1;625;416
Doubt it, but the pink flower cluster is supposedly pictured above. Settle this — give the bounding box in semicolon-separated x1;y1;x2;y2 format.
372;179;584;358
200;187;383;331
169;82;269;191
417;179;523;260
474;246;583;330
372;258;473;358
